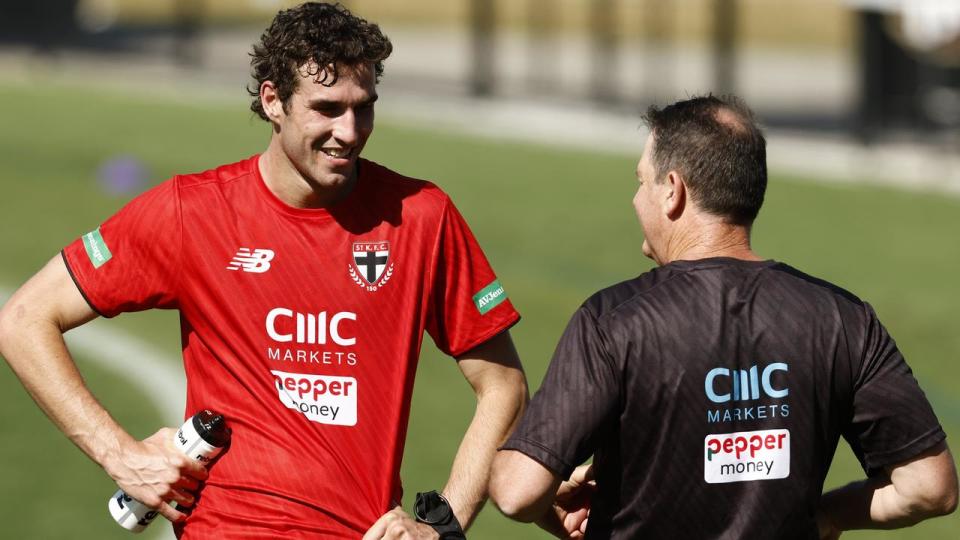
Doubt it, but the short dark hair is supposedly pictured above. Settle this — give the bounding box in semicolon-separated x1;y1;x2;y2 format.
248;2;392;122
642;95;767;225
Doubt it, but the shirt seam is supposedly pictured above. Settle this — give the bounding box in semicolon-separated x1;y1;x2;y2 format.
450;312;521;359
577;306;622;411
423;195;449;346
864;426;946;471
60;250;108;318
172;175;185;306
596;263;781;326
502;436;574;477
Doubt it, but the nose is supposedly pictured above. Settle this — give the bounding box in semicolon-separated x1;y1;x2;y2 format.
333;109;359;147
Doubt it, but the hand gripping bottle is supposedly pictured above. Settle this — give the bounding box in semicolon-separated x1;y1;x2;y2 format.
107;410;231;533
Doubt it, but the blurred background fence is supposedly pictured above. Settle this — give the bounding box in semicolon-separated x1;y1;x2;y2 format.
2;0;959;143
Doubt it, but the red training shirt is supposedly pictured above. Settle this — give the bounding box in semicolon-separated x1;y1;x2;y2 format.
62;156;520;538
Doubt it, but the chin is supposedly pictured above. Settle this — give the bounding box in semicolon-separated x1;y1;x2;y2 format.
310;168;350;186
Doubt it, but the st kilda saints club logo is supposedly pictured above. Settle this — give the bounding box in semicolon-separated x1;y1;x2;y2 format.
349;241;394;292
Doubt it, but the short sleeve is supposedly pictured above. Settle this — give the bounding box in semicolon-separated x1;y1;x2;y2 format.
425;197;520;357
61;178;182;317
843;303;945;475
501;306;620;478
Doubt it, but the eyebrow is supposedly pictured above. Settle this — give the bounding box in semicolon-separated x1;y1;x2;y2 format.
307;95;379;108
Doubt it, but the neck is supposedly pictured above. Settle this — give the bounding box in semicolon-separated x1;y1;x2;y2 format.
259;141;356;209
659;217;762;265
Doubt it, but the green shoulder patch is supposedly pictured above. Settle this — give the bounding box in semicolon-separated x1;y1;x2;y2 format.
82;227;113;268
473;279;507;315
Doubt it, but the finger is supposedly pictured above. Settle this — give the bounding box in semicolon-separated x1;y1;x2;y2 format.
177;459;209;481
168;487;197;508
384;519;420;540
174;475;201;492
381;510;417;540
362;511;395;540
383;522;406;540
179;463;207;484
156;500;187;523
570;464;594;484
563;507;586;524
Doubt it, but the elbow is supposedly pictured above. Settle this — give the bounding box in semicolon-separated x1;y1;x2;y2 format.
933;482;958;517
942;492;959;517
909;493;957;521
492;501;540;523
479;369;529;428
488;484;540;523
927;463;959;517
488;458;540;522
908;476;958;519
503;370;530;420
491;366;528;404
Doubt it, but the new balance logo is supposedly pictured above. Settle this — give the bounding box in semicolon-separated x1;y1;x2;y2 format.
227;248;275;273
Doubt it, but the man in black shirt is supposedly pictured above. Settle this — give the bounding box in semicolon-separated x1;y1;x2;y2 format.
489;95;957;539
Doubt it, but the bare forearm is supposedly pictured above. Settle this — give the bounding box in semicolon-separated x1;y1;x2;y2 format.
820;445;958;533
443;384;527;529
0;257;202;523
0;301;130;471
822;479;952;530
820;478;909;531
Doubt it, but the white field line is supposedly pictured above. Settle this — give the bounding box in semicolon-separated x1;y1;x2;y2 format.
1;287;182;540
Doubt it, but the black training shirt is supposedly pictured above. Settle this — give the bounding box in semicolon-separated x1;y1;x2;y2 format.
502;258;944;539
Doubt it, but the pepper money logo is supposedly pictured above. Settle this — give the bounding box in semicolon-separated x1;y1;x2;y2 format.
704;429;790;483
272;370;357;426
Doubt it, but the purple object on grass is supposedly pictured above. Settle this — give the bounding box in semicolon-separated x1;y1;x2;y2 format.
97;156;147;195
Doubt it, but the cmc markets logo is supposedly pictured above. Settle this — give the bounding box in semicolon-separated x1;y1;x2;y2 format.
265;308;356;345
705;362;788;403
704;362;790;424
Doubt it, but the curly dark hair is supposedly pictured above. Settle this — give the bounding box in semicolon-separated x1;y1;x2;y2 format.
248;2;392;121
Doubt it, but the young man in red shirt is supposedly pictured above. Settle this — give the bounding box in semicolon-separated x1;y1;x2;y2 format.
0;3;527;538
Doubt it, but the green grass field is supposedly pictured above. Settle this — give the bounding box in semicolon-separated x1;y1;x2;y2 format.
1;81;958;539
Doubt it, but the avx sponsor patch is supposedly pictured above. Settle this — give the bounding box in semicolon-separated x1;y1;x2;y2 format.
272;370;357;426
473;279;507;314
704;429;790;483
82;227;112;268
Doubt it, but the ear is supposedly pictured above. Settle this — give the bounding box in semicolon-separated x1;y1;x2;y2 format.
260;81;285;124
662;170;686;220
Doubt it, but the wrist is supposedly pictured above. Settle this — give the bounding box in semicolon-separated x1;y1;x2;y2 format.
100;432;139;478
414;490;466;539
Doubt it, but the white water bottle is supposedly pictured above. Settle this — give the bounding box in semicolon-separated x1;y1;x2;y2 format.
107;410;231;533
